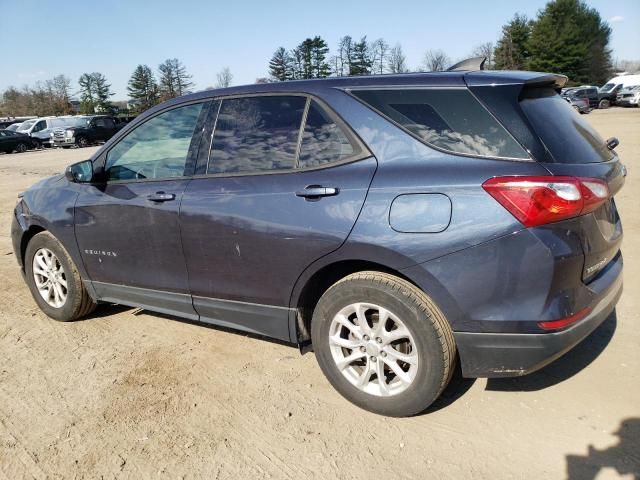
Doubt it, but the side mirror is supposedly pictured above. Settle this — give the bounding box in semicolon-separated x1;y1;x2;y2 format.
65;159;94;183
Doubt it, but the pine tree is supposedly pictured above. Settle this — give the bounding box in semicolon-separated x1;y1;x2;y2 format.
310;36;330;77
350;36;372;75
78;73;95;114
528;0;612;84
269;47;293;81
494;14;532;70
127;65;158;112
92;73;114;112
158;58;194;100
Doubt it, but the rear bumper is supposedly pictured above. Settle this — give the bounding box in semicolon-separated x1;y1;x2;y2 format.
455;256;623;378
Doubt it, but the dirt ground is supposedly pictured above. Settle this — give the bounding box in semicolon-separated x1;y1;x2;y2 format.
0;108;638;480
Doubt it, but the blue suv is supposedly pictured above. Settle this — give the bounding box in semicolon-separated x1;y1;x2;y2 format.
12;65;624;416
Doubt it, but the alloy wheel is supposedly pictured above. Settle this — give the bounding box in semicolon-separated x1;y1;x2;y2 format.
329;302;419;397
32;248;68;308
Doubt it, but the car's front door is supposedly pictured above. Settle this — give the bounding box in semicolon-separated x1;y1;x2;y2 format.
74;101;210;318
180;95;376;340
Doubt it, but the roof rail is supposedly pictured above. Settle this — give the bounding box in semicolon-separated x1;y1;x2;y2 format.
447;56;486;72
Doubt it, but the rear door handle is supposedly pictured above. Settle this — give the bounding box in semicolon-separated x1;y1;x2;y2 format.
147;192;176;202
295;186;339;199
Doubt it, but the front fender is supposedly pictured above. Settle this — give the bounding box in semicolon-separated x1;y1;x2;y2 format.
15;177;85;279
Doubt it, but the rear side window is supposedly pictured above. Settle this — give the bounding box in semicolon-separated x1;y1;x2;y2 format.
208;96;306;174
351;89;529;159
520;88;613;164
298;100;354;168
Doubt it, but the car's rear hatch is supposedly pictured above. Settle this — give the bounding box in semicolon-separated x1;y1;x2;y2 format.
466;72;625;282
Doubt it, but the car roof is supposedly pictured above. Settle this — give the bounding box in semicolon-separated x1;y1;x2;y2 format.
163;70;567;106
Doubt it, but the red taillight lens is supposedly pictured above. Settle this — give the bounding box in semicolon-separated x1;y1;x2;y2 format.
538;307;591;331
482;176;609;228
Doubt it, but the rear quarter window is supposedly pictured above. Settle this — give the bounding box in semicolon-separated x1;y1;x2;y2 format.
351;88;529;160
519;88;613;164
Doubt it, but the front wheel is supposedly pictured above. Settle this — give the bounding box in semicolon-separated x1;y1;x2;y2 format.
15;143;27;153
24;231;96;321
76;136;88;148
311;271;456;417
599;99;610;109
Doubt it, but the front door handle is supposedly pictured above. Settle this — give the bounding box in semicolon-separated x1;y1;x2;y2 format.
147;192;176;202
295;185;339;199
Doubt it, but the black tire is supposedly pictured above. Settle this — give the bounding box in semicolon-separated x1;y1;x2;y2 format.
24;231;96;322
599;99;610;109
311;271;456;417
15;143;27;153
76;136;88;148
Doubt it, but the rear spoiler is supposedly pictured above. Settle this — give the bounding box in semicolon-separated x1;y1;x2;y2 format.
523;74;568;89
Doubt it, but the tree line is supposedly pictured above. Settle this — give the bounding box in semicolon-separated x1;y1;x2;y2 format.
267;0;618;85
0;0;632;117
0;59;233;117
268;36;409;81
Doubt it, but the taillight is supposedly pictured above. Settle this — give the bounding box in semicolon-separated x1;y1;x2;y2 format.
482;176;609;228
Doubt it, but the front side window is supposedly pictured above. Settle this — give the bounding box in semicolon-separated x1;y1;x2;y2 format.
105;102;204;181
352;89;529;159
208;96;306;174
298;101;355;168
32;121;45;132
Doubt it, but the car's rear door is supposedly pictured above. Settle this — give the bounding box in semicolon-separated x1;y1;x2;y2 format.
179;95;376;340
74;101;210;318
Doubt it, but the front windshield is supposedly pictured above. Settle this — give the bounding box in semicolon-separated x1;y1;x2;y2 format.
599;83;615;92
17;120;35;131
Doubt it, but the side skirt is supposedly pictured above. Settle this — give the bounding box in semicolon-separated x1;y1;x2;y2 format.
87;281;295;342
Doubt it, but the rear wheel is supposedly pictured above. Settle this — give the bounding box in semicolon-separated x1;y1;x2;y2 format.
311;271;456;417
24;232;96;321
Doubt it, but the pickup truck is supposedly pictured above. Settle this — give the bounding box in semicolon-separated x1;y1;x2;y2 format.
51;115;123;148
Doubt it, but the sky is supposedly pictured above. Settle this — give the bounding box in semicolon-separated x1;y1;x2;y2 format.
1;0;639;99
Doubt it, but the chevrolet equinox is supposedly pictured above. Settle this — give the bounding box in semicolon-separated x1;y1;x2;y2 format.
12;63;624;416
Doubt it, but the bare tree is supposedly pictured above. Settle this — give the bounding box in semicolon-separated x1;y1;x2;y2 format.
370;38;390;74
336;36;354;76
471;42;495;69
422;49;451;71
215;67;233;88
387;44;409;73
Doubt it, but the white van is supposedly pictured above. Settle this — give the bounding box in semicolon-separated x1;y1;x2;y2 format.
15;117;77;147
600;74;640;93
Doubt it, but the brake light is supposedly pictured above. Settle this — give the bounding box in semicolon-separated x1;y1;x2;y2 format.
482;176;609;227
538;307;591;331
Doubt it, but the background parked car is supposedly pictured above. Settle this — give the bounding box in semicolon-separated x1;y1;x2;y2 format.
4;123;23;132
561;86;599;108
51;115;123;148
0;130;36;153
564;95;591;113
598;74;640;108
616;85;640;107
16;117;79;148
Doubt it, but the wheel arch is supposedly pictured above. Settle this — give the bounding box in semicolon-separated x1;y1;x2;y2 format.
19;225;47;269
291;258;457;345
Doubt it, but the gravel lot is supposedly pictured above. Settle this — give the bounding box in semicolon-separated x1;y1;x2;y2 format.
0;108;638;479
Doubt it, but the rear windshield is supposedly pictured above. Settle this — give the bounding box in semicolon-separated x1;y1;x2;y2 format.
520;88;614;164
351;89;529;159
